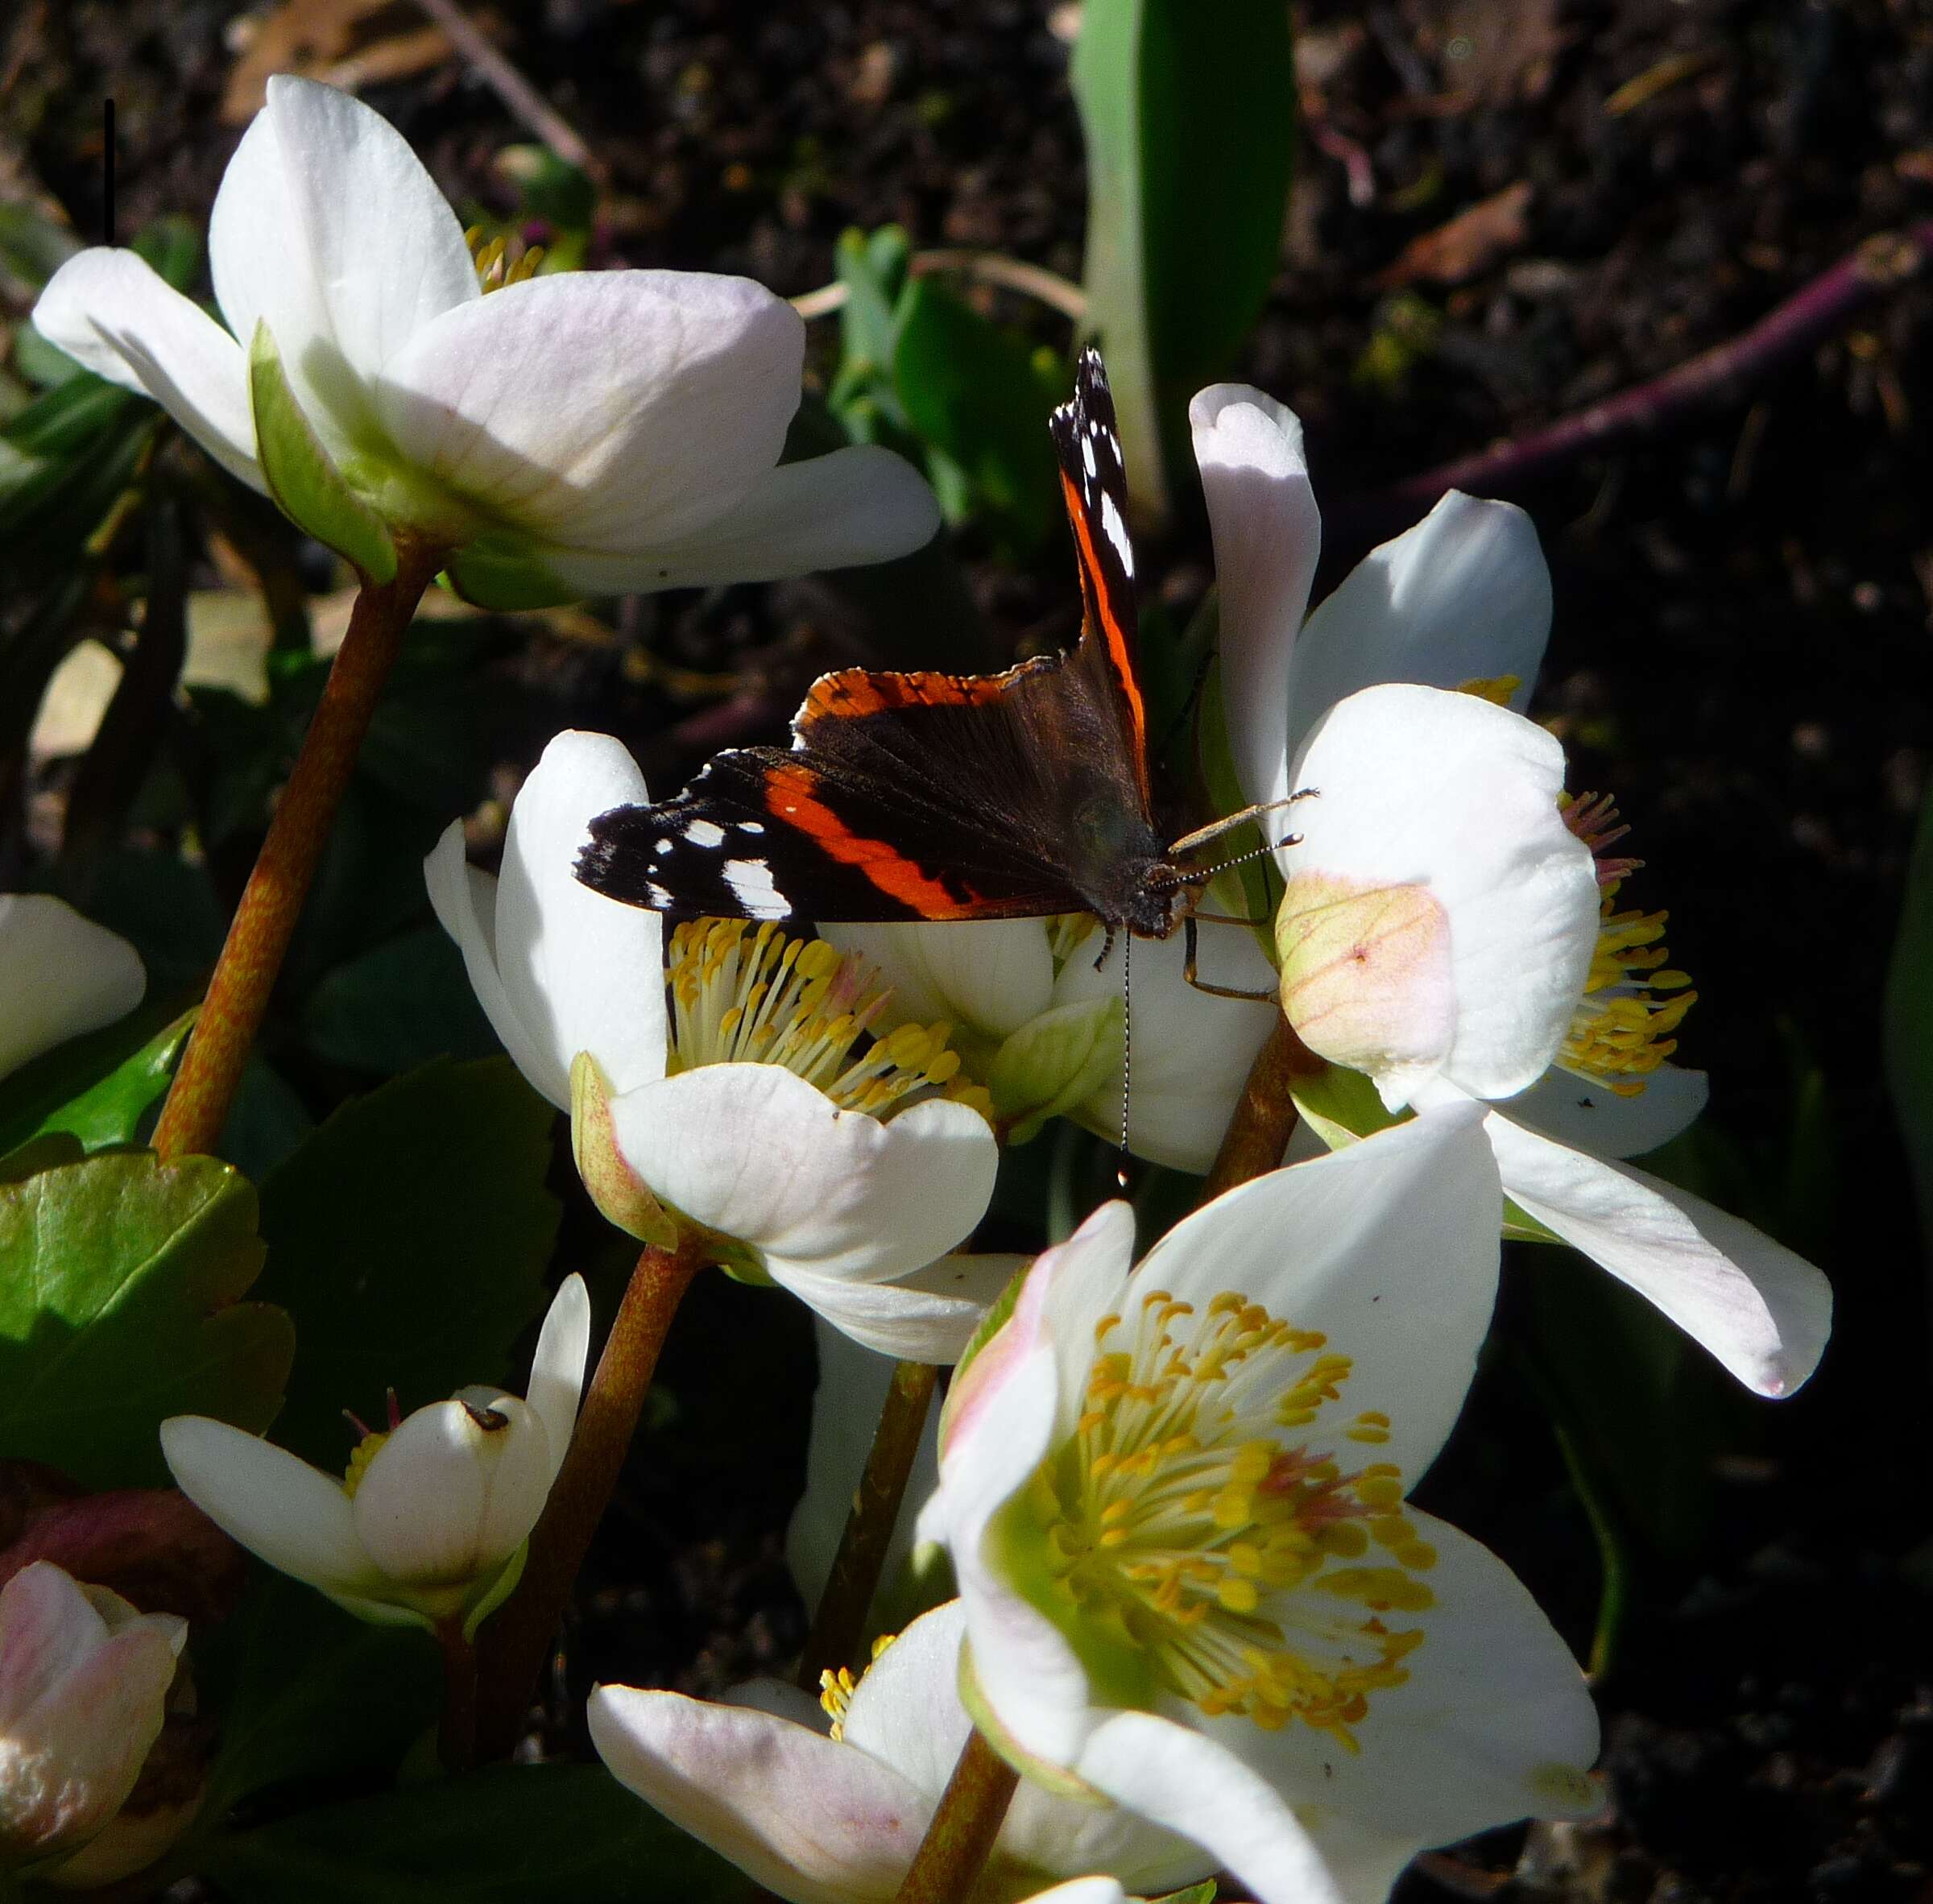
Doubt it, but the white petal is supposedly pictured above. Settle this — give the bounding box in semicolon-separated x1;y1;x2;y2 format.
1235;1515;1600;1848
1055;920;1279;1173
1134;1106;1499;1478
1023;1883;1127;1904
376;270;803;551
786;1314;940;1616
1485;1112;1832;1395
1288;493;1550;764
536;446;942;595
607;1066;995;1283
210;77;476;449
1190;384;1321;813
587;1684;925;1904
527;1273;591;1478
494;731;668;1102
424;826;573;1109
1500;1062;1709;1160
1075;1711;1345;1904
821;919;1058;1044
159;1417;375;1595
0;896;147;1082
774;1252;1019;1362
1285;685;1600;1104
31;250;262;491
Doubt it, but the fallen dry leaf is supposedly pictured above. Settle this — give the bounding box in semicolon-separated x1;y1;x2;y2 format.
1371;180;1533;291
223;0;453;123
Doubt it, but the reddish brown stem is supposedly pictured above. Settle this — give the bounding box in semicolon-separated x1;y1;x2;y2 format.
151;552;438;1159
797;1358;939;1692
1332;221;1933;547
472;1239;706;1761
437;1618;478;1773
1200;1015;1326;1202
891;1727;1020;1904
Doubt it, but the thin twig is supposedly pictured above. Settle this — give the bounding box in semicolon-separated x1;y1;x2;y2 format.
792;249;1088;323
1332;221;1933;548
1198;1016;1326;1203
408;0;608;185
891;1728;1020;1904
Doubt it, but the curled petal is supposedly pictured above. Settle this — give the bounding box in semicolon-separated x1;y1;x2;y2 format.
821;919;1058;1045
1499;1062;1709;1161
526;1273;592;1481
0;896;146;1082
772;1252;1020;1363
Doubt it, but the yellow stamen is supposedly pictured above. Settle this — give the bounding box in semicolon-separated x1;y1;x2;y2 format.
342;1430;389;1498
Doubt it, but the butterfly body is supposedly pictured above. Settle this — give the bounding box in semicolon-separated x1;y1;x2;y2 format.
576;349;1194;941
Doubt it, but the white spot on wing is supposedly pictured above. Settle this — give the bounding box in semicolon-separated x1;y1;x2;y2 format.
739;821;765;835
724;857;787;917
685;819;726;849
1099;489;1134;577
648;884;674;907
1082;434;1097;478
656;837;673;854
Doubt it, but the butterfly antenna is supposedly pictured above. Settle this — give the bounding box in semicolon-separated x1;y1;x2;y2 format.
1167;791;1314;858
1117;933;1132;1192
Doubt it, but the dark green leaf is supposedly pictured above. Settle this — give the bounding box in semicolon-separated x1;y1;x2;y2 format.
60;847;225;995
0;203;81;291
255;1058;560;1467
1072;0;1296;515
0;1001;192;1161
219;1058;317;1183
197;1762;753;1904
0;1149;292;1488
302;926;501;1076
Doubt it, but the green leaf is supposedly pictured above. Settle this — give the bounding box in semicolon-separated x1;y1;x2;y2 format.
302;927;500;1076
0;204;81;291
197;1762;752;1904
892;279;1062;550
1072;0;1296;517
248;322;397;584
255;1058;560;1467
0;1150;292;1488
0;1001;192;1161
1886;777;1933;1249
0;371;154;559
194;1575;440;1822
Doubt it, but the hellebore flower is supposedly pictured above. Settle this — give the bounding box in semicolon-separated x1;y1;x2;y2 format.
822;908;1277;1173
0;1562;184;1874
1277;685;1831;1397
159;1276;590;1635
589;1599;1223;1904
32;77;938;602
926;1111;1602;1904
0;896;145;1084
426;731;1004;1360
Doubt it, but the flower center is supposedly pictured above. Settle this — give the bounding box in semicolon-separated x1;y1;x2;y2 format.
665;918;990;1119
1559;794;1696;1095
1033;1289;1435;1750
466;226;545;292
817;1631;899;1743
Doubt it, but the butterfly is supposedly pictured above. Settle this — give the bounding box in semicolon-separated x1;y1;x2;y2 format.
574;347;1289;992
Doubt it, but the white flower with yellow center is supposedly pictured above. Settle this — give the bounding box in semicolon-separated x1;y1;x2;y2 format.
821;906;1278;1173
31;77;938;602
159;1276;590;1635
928;1109;1601;1904
427;731;1005;1361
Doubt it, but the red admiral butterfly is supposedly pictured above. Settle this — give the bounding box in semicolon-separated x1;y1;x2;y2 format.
576;349;1285;986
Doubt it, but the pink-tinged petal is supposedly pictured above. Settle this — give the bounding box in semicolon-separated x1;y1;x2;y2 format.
376;269;801;549
0;896;146;1083
1075;1711;1345;1904
1288;493;1550;764
31;250;261;492
1485;1112;1832;1395
1232;1514;1600;1848
772;1252;1020;1363
493;731;668;1102
1134;1106;1499;1480
210;77;476;449
1500;1062;1708;1160
1285;685;1600;1106
588;1683;927;1904
536;445;942;595
607;1066;996;1283
821;919;1058;1043
1190;384;1320;813
526;1274;591;1479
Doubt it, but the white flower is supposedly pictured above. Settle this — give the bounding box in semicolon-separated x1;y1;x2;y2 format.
589;1600;1223;1904
926;1111;1602;1904
822;909;1278;1173
426;731;1005;1361
0;896;145;1084
1198;390;1832;1398
0;1563;184;1873
159;1276;590;1634
31;77;938;602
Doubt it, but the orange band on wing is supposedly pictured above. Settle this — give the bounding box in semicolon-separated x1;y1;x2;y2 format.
764;762;985;917
801;667;1012;726
1059;469;1149;775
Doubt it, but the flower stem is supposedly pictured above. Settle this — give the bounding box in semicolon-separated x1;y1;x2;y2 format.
437;1618;478;1772
797;1357;939;1691
892;1726;1020;1904
1200;1014;1325;1201
151;549;440;1160
472;1237;707;1761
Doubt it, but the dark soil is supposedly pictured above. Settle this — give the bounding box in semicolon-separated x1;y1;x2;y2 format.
6;2;1933;1900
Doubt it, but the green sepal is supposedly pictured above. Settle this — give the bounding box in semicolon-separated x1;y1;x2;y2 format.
248;321;397;584
989;995;1122;1144
444;533;579;611
956;1643;1111;1805
569;1052;677;1248
462;1538;529;1641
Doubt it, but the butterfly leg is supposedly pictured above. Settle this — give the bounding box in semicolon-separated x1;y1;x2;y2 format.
1093;924;1118;974
1182;913;1281;1004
